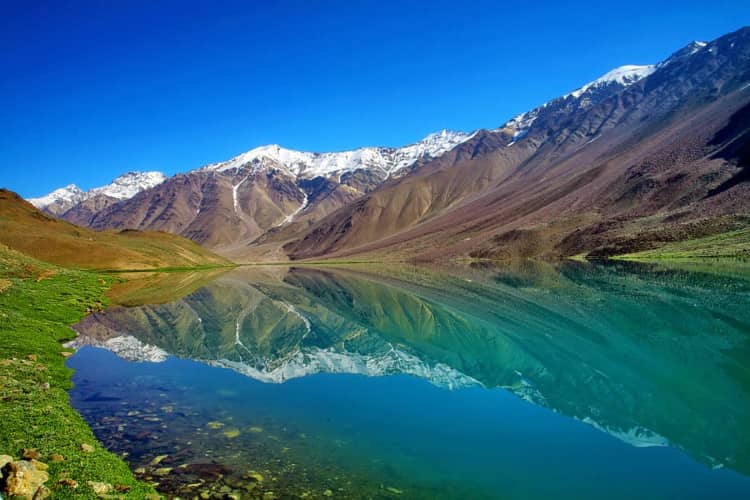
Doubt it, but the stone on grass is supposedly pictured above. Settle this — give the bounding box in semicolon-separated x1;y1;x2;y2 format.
57;478;78;489
87;481;113;497
1;459;49;499
29;459;48;471
21;449;41;460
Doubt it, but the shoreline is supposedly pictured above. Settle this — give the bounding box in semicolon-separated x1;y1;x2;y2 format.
0;247;160;498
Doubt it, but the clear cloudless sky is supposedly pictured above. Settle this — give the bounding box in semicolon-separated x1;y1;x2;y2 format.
2;0;749;197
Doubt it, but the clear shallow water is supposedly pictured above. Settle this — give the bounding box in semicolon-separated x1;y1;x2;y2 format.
68;261;750;499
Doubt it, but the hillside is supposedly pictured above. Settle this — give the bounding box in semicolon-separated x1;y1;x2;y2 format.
0;189;231;270
40;131;472;257
25;26;750;263
283;27;750;261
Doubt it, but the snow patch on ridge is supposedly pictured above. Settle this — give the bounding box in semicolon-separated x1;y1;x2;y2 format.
565;64;656;99
201;129;475;180
29;171;166;210
500;63;656;141
28;184;85;209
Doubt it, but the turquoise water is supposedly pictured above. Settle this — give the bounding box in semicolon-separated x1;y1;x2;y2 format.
69;261;750;499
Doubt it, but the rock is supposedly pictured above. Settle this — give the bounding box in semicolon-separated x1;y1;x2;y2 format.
149;454;168;465
39;382;50;390
263;492;278;500
323;489;333;497
29;459;48;471
60;351;74;358
134;467;146;474
87;481;113;496
248;426;263;433
21;448;41;460
183;462;230;480
57;478;78;489
80;443;95;453
0;454;13;469
206;421;224;429
153;467;172;476
114;483;132;493
27;354;38;362
245;471;264;483
1;459;50;499
47;454;64;462
223;428;241;439
33;485;50;499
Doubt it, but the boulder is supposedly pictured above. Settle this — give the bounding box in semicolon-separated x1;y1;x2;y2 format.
1;459;49;499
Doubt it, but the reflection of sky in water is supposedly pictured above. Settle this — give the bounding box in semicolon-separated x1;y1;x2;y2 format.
69;262;750;499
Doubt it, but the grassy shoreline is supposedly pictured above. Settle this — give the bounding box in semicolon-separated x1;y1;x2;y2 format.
0;246;159;499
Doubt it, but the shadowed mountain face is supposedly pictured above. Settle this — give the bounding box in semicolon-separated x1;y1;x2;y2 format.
284;27;750;261
72;262;750;477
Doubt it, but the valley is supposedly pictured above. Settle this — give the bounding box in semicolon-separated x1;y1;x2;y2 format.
3;16;750;500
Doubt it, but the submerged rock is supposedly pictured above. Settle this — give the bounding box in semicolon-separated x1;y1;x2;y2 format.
245;471;264;483
223;428;241;439
149;454;168;465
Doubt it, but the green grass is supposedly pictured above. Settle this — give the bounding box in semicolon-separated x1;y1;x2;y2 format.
0;245;159;499
616;228;750;261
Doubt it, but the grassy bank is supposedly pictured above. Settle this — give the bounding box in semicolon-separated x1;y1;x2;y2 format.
615;227;750;260
0;245;158;499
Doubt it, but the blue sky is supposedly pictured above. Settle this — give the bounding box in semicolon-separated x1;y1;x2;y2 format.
2;1;749;198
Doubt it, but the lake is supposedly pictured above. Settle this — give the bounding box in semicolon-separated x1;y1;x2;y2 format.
67;261;750;499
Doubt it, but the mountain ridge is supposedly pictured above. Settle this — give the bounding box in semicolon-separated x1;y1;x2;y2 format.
283;28;750;261
26;27;750;262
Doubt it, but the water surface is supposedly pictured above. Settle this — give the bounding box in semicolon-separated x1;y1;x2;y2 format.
69;262;750;499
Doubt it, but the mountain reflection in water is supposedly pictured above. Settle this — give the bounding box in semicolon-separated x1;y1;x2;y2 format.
70;261;750;498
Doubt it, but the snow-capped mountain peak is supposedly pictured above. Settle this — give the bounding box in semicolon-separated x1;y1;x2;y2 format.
501;63;658;138
566;64;657;99
88;171;167;200
28;184;85;209
28;171;166;213
202;129;475;179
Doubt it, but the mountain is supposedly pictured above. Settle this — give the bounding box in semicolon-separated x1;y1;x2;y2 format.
29;171;166;220
31;27;750;262
283;28;750;261
50;130;472;258
0;189;230;270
